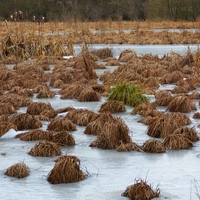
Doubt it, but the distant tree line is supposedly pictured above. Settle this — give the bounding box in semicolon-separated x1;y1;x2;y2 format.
0;0;200;22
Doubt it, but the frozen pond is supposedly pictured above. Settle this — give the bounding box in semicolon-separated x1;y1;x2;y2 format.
73;44;200;59
1;45;200;200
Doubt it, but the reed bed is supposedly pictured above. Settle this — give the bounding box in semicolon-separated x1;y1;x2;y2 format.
15;130;53;141
142;139;166;153
4;161;30;178
28;141;61;157
47;117;76;132
10;113;42;130
47;155;85;184
122;178;160;200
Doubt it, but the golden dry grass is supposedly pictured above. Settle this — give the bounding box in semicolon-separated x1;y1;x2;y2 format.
142;139;166;153
4;161;30;178
28;141;61;157
122;178;160;200
47;155;85;184
99;100;126;113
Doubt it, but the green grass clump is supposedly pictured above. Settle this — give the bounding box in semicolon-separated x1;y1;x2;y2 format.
108;82;148;107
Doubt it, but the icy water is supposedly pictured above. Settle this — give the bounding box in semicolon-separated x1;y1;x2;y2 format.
1;45;200;200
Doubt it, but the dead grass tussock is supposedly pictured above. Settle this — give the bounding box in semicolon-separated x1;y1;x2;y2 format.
131;102;156;116
99;100;126;113
116;141;142;152
26;102;55;115
142;139;166;153
0;102;16;115
167;95;196;113
193;112;200;119
172;127;199;142
10;113;42;130
47;117;76;132
51;131;75;146
89;116;131;149
122;178;160;200
15;130;53;141
89;48;113;59
0;122;18;137
47;155;85;184
28;141;61;157
78;87;100;102
4;161;30;178
163;134;193;150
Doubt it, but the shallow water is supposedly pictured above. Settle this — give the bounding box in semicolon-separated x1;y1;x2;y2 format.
1;46;200;200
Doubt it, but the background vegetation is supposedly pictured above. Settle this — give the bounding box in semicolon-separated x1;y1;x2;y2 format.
0;0;200;22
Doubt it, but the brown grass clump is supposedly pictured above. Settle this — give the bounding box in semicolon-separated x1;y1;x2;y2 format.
36;89;56;98
15;130;53;141
118;49;137;62
193;112;200;119
77;87;100;102
47;155;85;184
154;90;173;106
0;102;16;115
26;102;55;115
89;48;113;59
116;141;142;152
167;95;196;113
146;112;191;138
131;102;156;116
89;115;132;150
0;122;18;137
28;141;61;157
65;108;98;126
4;161;30;178
47;117;76;132
163;134;193;150
122;178;160;200
10;113;42;130
172;127;199;142
142;139;166;153
99;100;126;113
50;131;75;146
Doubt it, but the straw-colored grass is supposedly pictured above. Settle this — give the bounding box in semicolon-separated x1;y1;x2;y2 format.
50;131;75;146
142;139;166;153
172;127;199;142
193;112;200;119
77;87;100;102
131;102;156;116
89;48;113;59
26;102;55;115
4;161;30;178
163;134;193;150
0;122;18;137
47;117;76;132
89;116;132;150
10;113;42;130
15;130;53;141
47;155;85;184
167;95;196;113
28;141;61;157
116;141;142;152
0;102;16;115
99;100;126;113
122;178;160;200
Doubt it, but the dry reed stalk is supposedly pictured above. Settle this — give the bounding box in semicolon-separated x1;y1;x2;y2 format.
163;134;193;150
50;131;75;146
47;117;76;132
4;161;30;178
28;141;61;157
10;113;42;130
172;127;199;142
89;116;131;149
116;141;142;152
47;155;85;184
78;87;100;102
122;178;160;200
26;102;55;115
142;139;166;153
99;100;126;113
0;122;18;137
167;95;196;113
15;130;53;141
